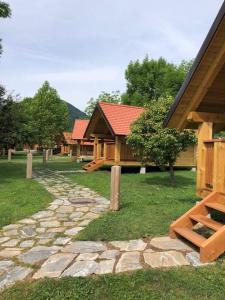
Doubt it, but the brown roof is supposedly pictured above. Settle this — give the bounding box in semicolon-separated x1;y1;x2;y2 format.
72;119;89;140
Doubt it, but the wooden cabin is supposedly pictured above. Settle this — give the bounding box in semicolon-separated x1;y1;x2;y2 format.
164;1;225;262
71;119;94;161
60;132;75;155
83;102;196;171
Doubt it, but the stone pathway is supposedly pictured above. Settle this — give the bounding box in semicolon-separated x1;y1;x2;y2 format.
0;169;209;291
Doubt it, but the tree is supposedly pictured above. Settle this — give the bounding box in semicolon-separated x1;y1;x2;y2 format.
122;56;193;106
0;87;25;149
127;96;196;185
0;1;11;57
85;91;121;117
21;81;69;148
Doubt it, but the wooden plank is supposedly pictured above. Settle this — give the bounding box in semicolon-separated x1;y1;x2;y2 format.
187;111;225;123
110;166;121;211
212;141;225;193
174;227;206;247
206;202;225;213
190;214;223;231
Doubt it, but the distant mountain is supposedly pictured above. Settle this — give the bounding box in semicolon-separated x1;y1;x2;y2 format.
64;101;87;130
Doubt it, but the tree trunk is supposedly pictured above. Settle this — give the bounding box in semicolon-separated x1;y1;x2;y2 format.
169;162;176;186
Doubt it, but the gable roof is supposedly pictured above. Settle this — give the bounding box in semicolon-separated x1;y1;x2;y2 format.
72;119;89;140
98;102;144;136
164;1;225;129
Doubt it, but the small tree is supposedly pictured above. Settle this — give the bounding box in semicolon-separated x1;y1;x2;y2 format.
85;91;121;117
127;96;196;185
22;81;69;148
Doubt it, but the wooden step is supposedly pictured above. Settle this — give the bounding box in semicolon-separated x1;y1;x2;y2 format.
174;227;206;247
206;202;225;213
190;214;223;231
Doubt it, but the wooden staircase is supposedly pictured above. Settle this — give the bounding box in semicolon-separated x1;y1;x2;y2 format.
170;191;225;262
83;159;105;172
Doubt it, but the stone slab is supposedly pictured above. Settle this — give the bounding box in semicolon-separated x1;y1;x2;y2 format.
61;260;98;277
63;241;107;254
18;246;59;264
144;251;190;268
0;248;22;258
99;250;120;260
110;239;147;251
116;252;142;273
33;253;76;279
150;237;193;251
96;260;115;274
0;266;32;290
76;253;99;261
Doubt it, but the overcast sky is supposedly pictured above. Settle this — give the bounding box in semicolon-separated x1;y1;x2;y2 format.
0;0;224;111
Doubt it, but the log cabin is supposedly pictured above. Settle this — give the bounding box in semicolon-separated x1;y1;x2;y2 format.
71;119;94;161
83;102;196;171
164;1;225;262
60;132;75;155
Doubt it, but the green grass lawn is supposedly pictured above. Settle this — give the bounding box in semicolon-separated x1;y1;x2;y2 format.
1;264;225;300
66;169;199;241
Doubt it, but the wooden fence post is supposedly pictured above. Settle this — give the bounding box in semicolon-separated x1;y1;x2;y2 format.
69;149;73;158
2;148;5;156
26;152;32;179
46;149;49;161
110;165;121;211
50;149;53;158
8;149;12;161
43;149;46;165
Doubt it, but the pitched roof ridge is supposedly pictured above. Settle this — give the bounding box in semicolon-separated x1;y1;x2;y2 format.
99;101;144;110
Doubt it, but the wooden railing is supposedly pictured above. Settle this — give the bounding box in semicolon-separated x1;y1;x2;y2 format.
201;140;225;194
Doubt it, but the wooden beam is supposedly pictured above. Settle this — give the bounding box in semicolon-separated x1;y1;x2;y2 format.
213;141;225;193
115;136;121;165
177;43;225;130
97;139;101;159
196;122;213;196
103;143;107;160
187;112;225;123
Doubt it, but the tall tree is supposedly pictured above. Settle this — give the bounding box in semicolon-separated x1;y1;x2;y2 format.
0;1;11;57
85;91;121;117
122;56;193;106
22;81;69;148
127;96;196;185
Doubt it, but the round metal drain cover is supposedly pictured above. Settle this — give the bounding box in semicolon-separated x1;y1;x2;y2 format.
69;198;95;205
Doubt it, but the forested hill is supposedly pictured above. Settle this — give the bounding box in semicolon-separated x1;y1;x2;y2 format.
64;101;87;130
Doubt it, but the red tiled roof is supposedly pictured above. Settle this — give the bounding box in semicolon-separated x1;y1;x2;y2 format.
72;119;89;140
98;102;144;135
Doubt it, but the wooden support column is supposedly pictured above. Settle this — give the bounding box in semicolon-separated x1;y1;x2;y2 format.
196;122;213;196
93;136;98;160
115;136;121;165
26;152;32;179
97;139;101;159
43;149;46;165
8;149;12;161
213;141;225;193
77;141;81;158
103;143;108;160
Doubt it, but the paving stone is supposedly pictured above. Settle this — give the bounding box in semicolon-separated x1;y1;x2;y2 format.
76;253;99;261
63;241;107;254
0;266;32;290
33;253;76;279
64;227;84;236
186;251;212;267
70;212;84;219
84;212;99;219
37;232;56;239
32;211;54;219
0;248;22;258
144;251;190;268
37;239;52;245
0;237;10;244
2;239;20;247
21;226;36;237
97;259;115;274
78;219;92;226
40;221;61;228
19;240;35;248
110;239;147;251
99;250;120;260
116;252;142;273
18;246;59;264
63;222;76;227
150;236;193;251
47;227;65;233
61;260;98;277
2;224;20;231
54;237;71;246
3;229;18;236
36;228;46;233
144;248;155;253
57;206;74;214
18;219;36;225
0;261;14;275
76;207;89;212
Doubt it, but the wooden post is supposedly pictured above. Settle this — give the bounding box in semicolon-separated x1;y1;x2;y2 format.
97;139;101;159
69;149;72;158
110;166;121;211
43;149;46;165
93;136;98;160
196;122;213;196
213;141;225;193
115;136;121;165
2;148;5;156
46;149;49;161
77;141;81;158
8;149;12;161
26;152;32;179
103;143;107;160
50;149;53;157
